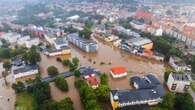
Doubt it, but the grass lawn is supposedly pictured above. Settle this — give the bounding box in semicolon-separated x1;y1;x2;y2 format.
15;92;38;110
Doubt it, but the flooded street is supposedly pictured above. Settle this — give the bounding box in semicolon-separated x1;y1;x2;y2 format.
39;37;165;110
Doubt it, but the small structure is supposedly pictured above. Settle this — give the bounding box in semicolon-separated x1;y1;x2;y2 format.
167;73;191;93
169;56;191;72
110;67;128;78
110;74;165;110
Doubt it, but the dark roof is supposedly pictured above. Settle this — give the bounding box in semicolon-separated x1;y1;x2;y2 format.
68;33;97;44
78;66;101;76
13;65;38;75
130;74;160;89
111;85;165;104
171;73;190;81
46;46;70;53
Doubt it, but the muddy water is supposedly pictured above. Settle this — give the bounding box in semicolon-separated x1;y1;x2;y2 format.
39;37;165;110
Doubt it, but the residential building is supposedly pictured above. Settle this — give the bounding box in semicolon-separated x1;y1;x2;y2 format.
53;38;68;50
78;66;101;79
12;65;39;81
169;56;191;72
44;46;71;56
25;38;40;48
87;75;99;89
2;33;21;43
110;67;128;78
110;74;165;110
130;20;146;31
67;33;98;52
167;73;191;93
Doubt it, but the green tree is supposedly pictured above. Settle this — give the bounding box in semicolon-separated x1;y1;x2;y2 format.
41;100;58;110
62;59;70;66
55;77;68;92
23;47;40;64
160;92;175;110
100;74;108;85
95;85;110;102
57;97;74;110
79;26;92;39
3;60;11;71
74;70;81;78
175;93;195;110
12;81;25;93
0;48;11;59
47;66;59;77
149;107;162;110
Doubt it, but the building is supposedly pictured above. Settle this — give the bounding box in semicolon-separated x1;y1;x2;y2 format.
78;66;101;79
53;38;68;50
167;73;191;93
44;46;71;57
12;65;39;81
121;37;153;56
87;75;99;89
2;33;21;43
110;74;165;110
110;67;128;78
25;38;40;48
169;56;191;72
130;20;146;31
67;33;98;52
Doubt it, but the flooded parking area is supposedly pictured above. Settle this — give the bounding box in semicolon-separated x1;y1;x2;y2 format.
39;37;165;110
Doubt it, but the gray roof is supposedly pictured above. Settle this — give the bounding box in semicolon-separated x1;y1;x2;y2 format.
54;38;67;45
111;85;165;104
13;65;38;75
112;74;165;104
171;73;190;81
127;37;152;47
130;74;160;89
78;66;101;77
68;33;97;45
46;46;70;53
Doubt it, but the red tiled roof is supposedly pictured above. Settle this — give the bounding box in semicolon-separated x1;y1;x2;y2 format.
111;67;127;74
87;76;98;85
135;11;153;19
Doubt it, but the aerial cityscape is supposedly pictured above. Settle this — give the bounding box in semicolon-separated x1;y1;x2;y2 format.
0;0;195;110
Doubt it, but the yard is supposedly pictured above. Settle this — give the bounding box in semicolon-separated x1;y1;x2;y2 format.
15;92;37;110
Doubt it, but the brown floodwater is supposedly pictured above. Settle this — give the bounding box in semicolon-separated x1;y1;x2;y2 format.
39;37;165;110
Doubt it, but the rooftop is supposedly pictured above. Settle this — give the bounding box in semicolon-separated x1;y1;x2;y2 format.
111;67;127;74
171;73;190;81
13;65;38;75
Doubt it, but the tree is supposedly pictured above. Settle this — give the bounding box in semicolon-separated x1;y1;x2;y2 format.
74;70;81;78
175;93;195;110
149;107;162;110
57;97;74;110
29;76;51;108
95;85;110;102
47;66;59;77
79;26;92;39
23;47;40;64
68;57;80;72
41;100;58;110
12;81;25;93
100;74;108;85
3;60;11;71
0;48;11;59
160;92;175;110
62;59;70;66
55;77;69;92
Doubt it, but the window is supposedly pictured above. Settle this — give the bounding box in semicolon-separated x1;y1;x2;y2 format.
171;84;177;90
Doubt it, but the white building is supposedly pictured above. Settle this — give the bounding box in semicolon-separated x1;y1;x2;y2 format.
167;73;191;93
17;36;30;46
12;65;39;81
2;33;21;43
53;38;68;50
169;56;191;72
110;67;128;78
25;38;40;48
44;47;71;57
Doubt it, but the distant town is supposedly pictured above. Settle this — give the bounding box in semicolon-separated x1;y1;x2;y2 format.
0;0;195;110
